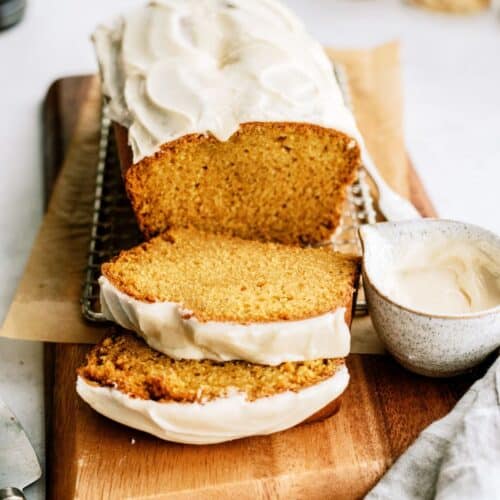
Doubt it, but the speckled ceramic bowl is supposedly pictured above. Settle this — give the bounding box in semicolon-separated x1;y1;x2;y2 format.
359;219;500;377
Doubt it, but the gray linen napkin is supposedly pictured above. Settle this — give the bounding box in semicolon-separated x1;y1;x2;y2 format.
366;355;500;500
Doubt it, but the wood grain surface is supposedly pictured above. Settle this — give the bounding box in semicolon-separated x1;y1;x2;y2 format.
42;76;478;500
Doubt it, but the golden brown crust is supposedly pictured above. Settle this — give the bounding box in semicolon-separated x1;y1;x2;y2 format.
101;227;361;323
78;332;347;403
304;395;343;424
114;124;133;179
114;121;360;245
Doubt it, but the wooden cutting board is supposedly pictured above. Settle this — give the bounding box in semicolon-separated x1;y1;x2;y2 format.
42;76;479;500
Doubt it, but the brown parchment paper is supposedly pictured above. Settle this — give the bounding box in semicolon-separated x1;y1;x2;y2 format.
0;42;406;345
327;43;409;198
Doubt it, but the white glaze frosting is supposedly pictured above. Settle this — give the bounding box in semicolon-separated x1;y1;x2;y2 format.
382;239;500;315
99;276;351;365
76;364;349;445
93;0;361;162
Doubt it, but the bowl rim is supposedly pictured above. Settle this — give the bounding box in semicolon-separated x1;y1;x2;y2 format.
360;218;500;320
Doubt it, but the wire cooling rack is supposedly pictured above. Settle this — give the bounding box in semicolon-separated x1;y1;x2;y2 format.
81;63;376;322
81;110;142;322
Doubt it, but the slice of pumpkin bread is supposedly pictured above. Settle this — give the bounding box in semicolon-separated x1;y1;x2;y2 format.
77;332;350;444
99;228;360;363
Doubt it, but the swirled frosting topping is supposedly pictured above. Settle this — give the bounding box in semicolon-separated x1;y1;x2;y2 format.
93;0;360;162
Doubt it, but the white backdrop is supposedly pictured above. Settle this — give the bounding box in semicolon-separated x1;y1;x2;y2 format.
0;1;499;498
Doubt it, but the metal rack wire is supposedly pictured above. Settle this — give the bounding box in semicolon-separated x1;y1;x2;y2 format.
331;63;377;314
81;63;376;322
80;109;142;322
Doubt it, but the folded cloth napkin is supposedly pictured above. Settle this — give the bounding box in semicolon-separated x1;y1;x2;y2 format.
366;355;500;500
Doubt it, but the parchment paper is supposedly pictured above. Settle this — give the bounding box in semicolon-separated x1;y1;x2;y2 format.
0;42;406;350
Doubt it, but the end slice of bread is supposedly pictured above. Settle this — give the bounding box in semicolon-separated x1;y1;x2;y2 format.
77;332;349;444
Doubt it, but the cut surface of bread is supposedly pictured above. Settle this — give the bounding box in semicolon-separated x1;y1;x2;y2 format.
101;227;360;324
116;122;360;244
78;333;346;403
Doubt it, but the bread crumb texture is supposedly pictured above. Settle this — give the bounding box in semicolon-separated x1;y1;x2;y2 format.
124;122;360;245
78;332;345;403
102;227;360;322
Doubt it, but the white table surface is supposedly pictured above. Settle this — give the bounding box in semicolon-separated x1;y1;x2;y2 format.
0;1;499;498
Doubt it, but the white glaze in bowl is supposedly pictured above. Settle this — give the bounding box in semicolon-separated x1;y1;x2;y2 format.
359;219;500;377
